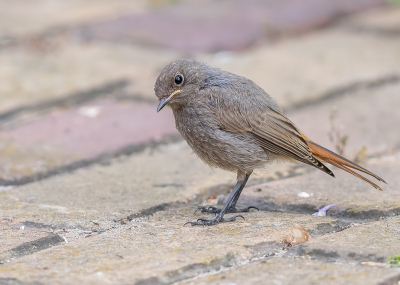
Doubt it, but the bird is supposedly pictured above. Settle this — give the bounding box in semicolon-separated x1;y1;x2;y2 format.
154;59;386;226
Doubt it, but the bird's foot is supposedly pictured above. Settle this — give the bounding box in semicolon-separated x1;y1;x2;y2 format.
195;206;259;214
184;215;245;226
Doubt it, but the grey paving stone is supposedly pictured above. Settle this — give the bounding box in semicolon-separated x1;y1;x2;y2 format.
288;216;400;259
0;138;298;255
1;203;399;284
0;0;149;37
0;220;49;253
237;159;400;222
200;6;400;111
0;43;178;114
287;81;400;157
0;142;230;226
189;258;400;285
0;206;351;284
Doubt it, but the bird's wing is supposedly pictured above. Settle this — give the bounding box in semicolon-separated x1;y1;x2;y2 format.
214;91;334;176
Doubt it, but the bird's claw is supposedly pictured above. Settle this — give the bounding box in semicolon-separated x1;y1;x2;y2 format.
184;215;245;226
195;206;259;214
242;206;259;212
194;206;220;214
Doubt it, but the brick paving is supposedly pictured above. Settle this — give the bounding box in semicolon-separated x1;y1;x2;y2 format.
0;2;400;285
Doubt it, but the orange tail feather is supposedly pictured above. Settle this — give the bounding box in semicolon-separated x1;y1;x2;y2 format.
301;134;385;191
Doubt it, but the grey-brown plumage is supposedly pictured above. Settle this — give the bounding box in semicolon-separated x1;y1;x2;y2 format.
154;59;386;226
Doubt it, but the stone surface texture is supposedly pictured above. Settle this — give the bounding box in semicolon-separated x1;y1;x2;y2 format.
1;2;400;285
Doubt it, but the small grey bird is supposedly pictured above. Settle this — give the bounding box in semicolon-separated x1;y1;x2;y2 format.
154;59;386;226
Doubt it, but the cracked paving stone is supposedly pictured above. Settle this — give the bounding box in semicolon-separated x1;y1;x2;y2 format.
1;206;398;284
0;234;65;263
284;216;400;263
188;257;400;285
0;206;354;284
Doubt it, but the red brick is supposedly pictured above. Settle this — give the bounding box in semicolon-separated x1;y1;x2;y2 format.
83;0;384;52
3;99;177;159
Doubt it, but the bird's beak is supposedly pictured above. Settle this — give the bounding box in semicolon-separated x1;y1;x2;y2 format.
157;90;181;112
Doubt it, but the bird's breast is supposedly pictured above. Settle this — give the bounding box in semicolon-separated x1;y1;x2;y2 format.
172;106;269;172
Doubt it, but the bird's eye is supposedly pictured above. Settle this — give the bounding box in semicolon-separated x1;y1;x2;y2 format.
174;74;184;85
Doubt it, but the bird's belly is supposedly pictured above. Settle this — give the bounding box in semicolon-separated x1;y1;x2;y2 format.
179;124;269;173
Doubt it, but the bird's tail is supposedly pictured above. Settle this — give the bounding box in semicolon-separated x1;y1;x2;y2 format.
301;134;386;191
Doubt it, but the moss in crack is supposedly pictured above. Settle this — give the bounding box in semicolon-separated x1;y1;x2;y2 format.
388;254;400;267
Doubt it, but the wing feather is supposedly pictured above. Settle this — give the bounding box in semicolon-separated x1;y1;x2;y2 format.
214;92;334;176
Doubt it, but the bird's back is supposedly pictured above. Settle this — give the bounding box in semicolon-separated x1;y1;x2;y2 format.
177;67;334;176
172;82;272;173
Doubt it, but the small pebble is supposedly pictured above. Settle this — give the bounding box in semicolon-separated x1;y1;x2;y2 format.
79;106;101;118
108;216;117;221
298;192;310;198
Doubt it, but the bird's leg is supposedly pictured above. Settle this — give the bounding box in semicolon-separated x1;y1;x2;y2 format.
187;173;253;226
225;172;258;212
196;171;258;214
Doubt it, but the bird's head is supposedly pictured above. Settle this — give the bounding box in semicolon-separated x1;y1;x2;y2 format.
154;59;208;112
